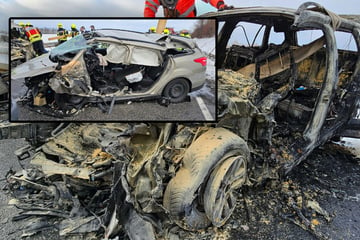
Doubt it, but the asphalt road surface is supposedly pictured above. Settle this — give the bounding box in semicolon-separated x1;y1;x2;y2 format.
12;97;215;122
0;138;359;240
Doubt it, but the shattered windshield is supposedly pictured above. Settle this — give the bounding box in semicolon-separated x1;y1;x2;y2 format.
49;34;90;58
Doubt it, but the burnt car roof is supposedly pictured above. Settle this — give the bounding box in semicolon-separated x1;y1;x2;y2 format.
202;6;297;21
204;5;360;33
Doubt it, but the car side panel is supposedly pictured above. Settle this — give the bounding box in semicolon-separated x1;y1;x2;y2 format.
171;50;207;91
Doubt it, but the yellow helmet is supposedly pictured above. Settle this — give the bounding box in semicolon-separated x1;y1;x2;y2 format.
18;22;25;27
149;26;156;32
71;24;76;29
163;28;170;35
26;22;31;26
58;23;63;28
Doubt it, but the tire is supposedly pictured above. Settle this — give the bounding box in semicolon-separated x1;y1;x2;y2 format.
162;78;190;103
204;154;247;227
163;168;211;230
163;127;249;230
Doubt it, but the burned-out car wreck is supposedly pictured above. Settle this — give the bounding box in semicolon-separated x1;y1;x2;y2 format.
3;2;360;240
11;29;207;116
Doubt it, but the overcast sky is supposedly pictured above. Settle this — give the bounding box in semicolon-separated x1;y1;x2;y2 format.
1;0;359;31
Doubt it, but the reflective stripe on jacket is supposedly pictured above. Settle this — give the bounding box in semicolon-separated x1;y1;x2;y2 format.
144;0;160;17
71;29;79;37
25;27;42;43
57;28;68;41
144;0;222;17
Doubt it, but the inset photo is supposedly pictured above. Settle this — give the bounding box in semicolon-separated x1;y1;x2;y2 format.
10;18;216;121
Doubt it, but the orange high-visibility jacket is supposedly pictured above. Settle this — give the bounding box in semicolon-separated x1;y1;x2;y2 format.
144;0;223;17
25;27;42;43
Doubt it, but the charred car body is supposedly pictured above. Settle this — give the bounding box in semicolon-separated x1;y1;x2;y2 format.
11;29;207;115
209;1;360;173
3;2;360;239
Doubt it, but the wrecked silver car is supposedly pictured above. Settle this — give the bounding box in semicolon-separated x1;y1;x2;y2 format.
11;29;207;115
3;2;360;239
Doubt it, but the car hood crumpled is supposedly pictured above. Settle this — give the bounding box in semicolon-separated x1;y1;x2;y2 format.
11;53;57;80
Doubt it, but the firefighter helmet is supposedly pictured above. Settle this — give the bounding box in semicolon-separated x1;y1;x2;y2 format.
163;28;170;35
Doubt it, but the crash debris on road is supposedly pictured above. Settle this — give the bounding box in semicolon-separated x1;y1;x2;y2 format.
2;123;359;240
11;38;36;68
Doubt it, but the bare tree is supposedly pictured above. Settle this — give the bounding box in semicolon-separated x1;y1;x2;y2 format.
191;19;216;38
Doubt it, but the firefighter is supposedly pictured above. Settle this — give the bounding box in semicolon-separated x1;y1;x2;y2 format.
180;29;191;38
162;28;170;35
17;22;27;39
144;0;233;17
17;22;29;40
70;24;79;37
149;26;156;33
24;23;48;56
57;23;68;44
11;22;23;39
80;26;86;34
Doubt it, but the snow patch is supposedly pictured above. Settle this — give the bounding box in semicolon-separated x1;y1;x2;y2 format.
191;37;216;100
341;137;360;157
42;34;57;44
194;37;216;56
0;54;7;65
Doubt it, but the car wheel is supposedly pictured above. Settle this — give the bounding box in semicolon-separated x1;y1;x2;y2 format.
204;154;247;227
163;128;249;230
163;168;212;230
163;78;190;103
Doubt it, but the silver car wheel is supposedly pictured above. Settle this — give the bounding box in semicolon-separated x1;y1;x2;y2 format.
163;78;190;103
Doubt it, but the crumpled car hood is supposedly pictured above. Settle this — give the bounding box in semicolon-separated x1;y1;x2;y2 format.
11;53;57;80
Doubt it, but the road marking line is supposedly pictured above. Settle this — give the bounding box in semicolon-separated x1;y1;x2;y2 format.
195;97;214;121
